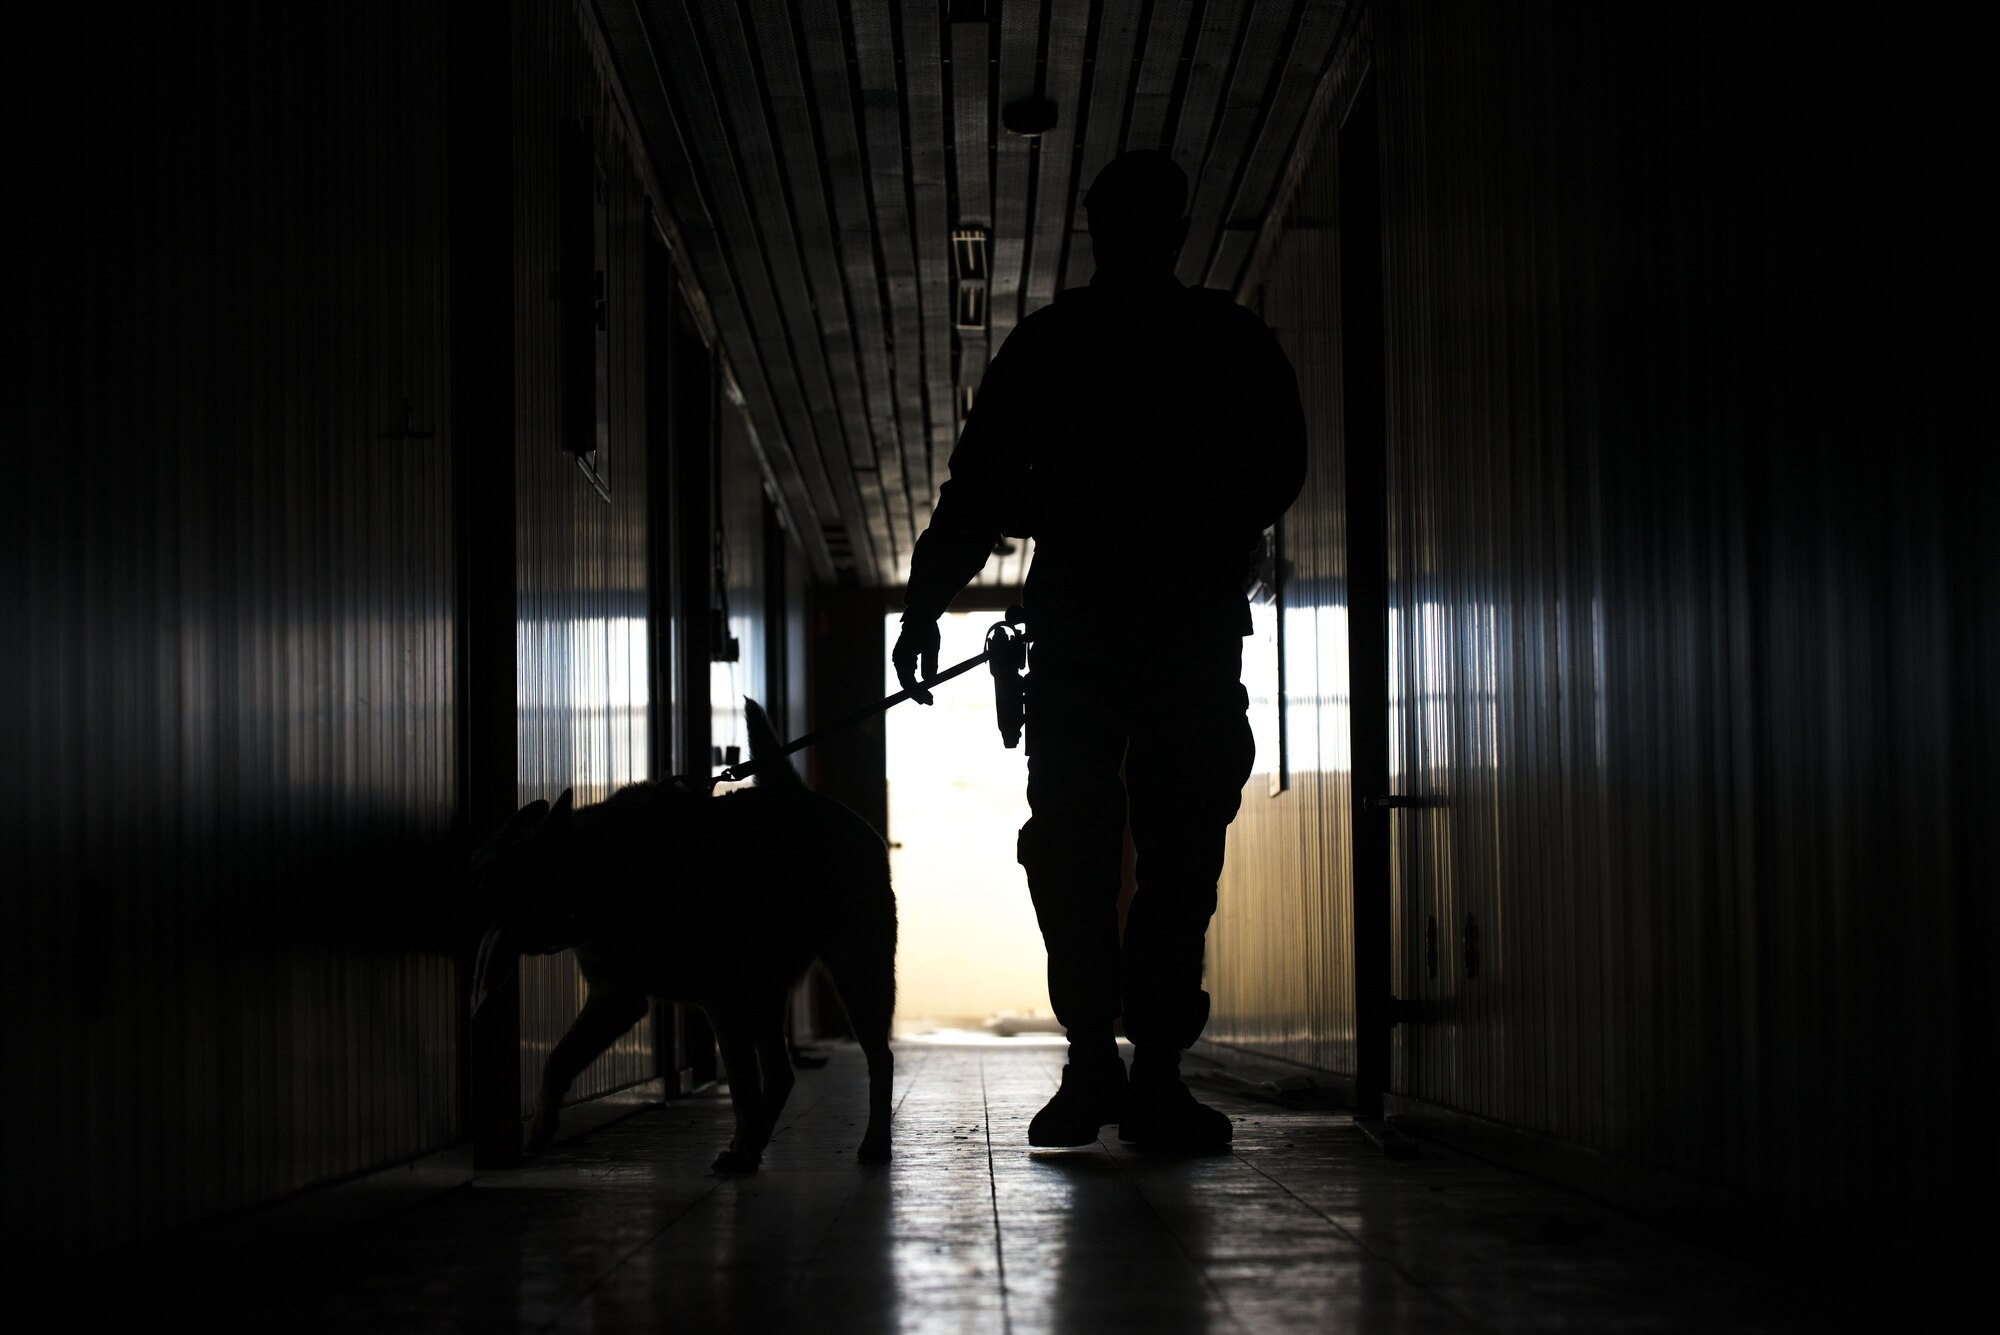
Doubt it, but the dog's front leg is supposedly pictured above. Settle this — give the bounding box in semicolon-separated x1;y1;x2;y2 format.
528;987;648;1153
709;1007;769;1173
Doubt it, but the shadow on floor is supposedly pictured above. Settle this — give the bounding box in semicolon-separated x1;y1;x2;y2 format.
88;1042;1937;1332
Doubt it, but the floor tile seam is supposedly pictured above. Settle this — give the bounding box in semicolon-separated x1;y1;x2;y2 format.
762;1082;837;1149
534;1177;727;1334
1233;1150;1496;1333
1096;1138;1257;1335
978;1052;1016;1335
788;1055;936;1295
580;1079;829;1162
768;1044;926;1150
889;1044;932;1120
785;1169;884;1294
785;1045;941;1289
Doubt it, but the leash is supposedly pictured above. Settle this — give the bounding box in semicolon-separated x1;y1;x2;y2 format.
682;606;1027;790
473;607;1025;1020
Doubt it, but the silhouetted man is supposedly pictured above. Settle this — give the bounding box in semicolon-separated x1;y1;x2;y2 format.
894;150;1306;1149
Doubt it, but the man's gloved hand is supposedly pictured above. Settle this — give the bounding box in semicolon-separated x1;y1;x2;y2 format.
892;614;942;705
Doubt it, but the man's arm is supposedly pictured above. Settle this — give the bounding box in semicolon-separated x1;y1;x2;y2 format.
901;433;1010;623
895;317;1043;698
1243;315;1308;531
901;323;1042;619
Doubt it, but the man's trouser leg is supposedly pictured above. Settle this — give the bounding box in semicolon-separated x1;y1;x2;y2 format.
1121;645;1255;1053
1017;650;1128;1037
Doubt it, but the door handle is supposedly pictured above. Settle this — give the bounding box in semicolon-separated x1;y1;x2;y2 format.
1362;794;1436;813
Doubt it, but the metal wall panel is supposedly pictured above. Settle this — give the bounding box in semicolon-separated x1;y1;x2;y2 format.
1208;116;1357;1075
9;3;460;1261
1212;0;1994;1229
511;0;663;1108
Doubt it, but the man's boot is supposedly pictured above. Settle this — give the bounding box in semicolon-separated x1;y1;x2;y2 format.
1029;1052;1128;1147
1119;1048;1231;1151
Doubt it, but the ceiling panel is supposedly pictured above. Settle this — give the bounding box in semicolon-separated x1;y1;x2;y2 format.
601;0;1352;586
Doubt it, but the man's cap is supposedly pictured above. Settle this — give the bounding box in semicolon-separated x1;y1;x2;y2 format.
1083;150;1190;222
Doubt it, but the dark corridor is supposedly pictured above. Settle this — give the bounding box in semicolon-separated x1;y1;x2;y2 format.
9;1;1993;1331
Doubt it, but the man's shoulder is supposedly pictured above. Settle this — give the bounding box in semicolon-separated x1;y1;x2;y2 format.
1046;283;1258;319
1030;283;1277;359
1187;288;1289;363
1050;282;1239;304
996;298;1075;352
1031;288;1093;327
1185;285;1268;326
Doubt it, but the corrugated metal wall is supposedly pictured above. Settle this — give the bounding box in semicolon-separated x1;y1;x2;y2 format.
1212;0;1995;1229
9;3;460;1261
8;0;819;1257
510;0;662;1109
1207;94;1357;1075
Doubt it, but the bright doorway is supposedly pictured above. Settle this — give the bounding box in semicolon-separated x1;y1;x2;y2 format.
883;612;1053;1035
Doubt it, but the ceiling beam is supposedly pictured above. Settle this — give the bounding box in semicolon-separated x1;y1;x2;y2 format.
1125;0;1195;153
1061;0;1144;293
1022;2;1092;314
986;0;1041;351
639;0;849;564
899;1;955;543
1167;0;1251;282
597;0;835;579
1179;0;1299;288
1204;0;1349;292
794;0;910;568
850;2;931;571
697;0;883;581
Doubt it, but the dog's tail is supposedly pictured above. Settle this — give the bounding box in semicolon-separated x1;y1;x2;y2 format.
744;697;803;790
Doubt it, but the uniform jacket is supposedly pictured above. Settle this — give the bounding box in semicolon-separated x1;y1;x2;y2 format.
904;269;1308;640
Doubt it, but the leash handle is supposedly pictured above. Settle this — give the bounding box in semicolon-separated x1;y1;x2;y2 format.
707;607;1027;787
715;649;990;784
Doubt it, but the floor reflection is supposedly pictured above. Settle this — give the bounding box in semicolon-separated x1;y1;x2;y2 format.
196;1043;1861;1333
1038;1150;1224;1334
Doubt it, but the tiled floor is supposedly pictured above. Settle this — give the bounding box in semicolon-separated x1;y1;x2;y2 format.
214;1041;1868;1332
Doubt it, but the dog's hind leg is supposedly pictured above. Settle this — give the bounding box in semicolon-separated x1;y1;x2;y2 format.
709;1005;771;1174
527;987;647;1154
753;993;797;1129
823;922;896;1165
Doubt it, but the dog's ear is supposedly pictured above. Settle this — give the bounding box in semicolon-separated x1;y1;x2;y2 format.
546;788;575;835
471;797;553;874
504;798;550;837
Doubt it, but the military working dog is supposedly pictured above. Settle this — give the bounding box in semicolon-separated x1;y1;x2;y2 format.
470;699;896;1171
